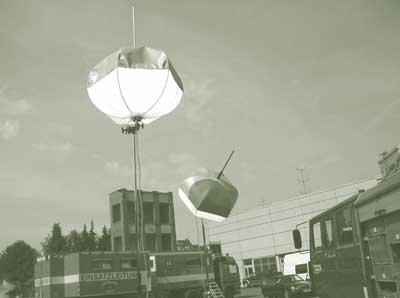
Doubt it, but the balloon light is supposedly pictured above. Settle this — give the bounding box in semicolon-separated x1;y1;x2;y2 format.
178;151;238;222
87;46;183;127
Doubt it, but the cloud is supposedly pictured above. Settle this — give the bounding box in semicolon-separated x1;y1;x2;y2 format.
33;141;73;153
366;98;400;129
168;151;196;164
0;120;19;139
104;161;131;177
0;84;32;115
180;78;216;122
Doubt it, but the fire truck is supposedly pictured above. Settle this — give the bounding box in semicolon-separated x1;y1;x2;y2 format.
34;250;240;298
292;147;400;298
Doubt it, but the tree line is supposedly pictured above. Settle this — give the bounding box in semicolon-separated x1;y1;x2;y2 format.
41;221;111;254
0;220;111;298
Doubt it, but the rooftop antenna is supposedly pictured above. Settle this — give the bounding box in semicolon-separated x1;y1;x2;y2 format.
296;167;310;195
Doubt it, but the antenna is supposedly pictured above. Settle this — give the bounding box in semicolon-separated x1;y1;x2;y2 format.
217;150;235;179
296;167;310;195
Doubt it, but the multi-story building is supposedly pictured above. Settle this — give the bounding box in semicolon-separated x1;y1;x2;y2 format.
206;177;380;282
109;189;177;252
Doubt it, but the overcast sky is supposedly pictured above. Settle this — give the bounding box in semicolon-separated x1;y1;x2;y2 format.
0;0;399;251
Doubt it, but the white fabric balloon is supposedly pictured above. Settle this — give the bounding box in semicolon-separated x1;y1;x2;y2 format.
87;46;184;125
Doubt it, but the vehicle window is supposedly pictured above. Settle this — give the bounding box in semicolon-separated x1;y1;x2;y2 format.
324;219;334;245
121;258;137;269
312;222;322;249
392;243;400;263
229;265;237;274
150;256;156;272
336;207;354;245
293;275;304;281
186;258;201;267
92;259;112;270
281;276;292;282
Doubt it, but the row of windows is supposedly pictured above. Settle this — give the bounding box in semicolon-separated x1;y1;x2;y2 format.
113;234;172;252
243;256;278;277
112;202;170;224
312;205;356;250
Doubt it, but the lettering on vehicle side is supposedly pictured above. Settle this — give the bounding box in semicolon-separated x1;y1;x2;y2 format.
80;271;137;282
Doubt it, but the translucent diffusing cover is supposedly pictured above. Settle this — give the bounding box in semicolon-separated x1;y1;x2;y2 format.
87;46;184;125
178;169;239;222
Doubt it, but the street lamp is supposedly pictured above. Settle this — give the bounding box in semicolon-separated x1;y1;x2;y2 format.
178;151;238;293
87;7;184;295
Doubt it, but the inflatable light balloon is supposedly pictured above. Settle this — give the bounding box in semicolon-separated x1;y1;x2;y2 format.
87;46;183;126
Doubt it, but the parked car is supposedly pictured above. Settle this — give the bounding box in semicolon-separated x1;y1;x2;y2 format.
261;274;312;298
242;272;282;288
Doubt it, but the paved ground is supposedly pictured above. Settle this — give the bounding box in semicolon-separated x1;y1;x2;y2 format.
237;287;319;298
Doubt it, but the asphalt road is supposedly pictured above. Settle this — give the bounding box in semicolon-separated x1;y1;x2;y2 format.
237;287;319;298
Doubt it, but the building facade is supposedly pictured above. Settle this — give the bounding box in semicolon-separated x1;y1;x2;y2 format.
110;189;177;252
176;238;200;252
206;177;380;281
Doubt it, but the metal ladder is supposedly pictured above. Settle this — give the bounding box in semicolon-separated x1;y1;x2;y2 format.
209;281;225;298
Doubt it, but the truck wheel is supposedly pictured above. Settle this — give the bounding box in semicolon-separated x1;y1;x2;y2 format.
185;289;201;298
283;289;291;298
224;287;234;298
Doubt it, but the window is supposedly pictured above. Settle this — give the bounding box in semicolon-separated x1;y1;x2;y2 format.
159;203;170;224
127;234;137;251
112;203;121;223
243;259;252;266
145;234;156;252
161;234;172;251
312;222;322;249
229;265;238;274
126;201;135;223
92;259;112;270
114;236;122;251
336;207;354;245
143;203;154;224
295;263;308;274
121;258;137;269
261;258;269;272
324;219;334;246
254;259;262;273
392;243;400;263
268;257;277;272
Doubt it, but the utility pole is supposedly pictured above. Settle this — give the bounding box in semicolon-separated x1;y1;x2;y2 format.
296;167;310;195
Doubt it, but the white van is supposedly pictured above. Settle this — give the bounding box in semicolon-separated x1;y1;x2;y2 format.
282;251;310;280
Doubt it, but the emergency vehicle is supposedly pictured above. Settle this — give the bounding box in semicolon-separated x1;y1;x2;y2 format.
34;250;240;298
292;147;400;298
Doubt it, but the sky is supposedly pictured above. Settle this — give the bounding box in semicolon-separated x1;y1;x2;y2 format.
0;0;399;251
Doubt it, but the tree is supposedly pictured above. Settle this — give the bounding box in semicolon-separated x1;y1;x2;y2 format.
65;229;81;253
79;224;90;251
97;226;111;251
0;240;39;297
41;223;67;255
87;220;97;251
